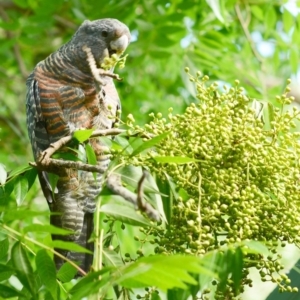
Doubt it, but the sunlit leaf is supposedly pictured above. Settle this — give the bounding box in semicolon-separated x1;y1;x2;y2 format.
23;224;72;235
73;129;94;143
57;262;78;283
283;9;295;33
51;241;92;254
206;0;225;23
0;164;7;185
117;255;211;291
131;132;169;156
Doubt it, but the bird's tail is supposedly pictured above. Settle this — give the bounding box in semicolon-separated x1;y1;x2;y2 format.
52;212;94;273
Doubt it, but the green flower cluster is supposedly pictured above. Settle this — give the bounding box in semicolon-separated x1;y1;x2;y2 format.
123;71;300;297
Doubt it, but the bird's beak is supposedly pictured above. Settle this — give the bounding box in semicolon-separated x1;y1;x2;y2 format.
110;35;129;54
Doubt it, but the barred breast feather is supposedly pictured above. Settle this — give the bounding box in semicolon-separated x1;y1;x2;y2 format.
26;18;130;272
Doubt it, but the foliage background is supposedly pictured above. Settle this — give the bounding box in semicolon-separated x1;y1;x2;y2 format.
0;0;300;299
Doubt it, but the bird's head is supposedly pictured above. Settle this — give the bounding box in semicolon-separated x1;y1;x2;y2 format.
71;18;131;71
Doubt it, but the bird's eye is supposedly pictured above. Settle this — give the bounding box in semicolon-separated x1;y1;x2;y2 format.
102;31;108;37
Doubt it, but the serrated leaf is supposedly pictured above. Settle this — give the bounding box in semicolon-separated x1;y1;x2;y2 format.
57;262;78;282
73;129;94;143
0;164;7;185
101;202;151;227
0;238;9;260
36;249;57;299
153;156;196;164
131;132;169;157
23;224;72;235
51;241;92;254
117;255;210;291
14;176;28;205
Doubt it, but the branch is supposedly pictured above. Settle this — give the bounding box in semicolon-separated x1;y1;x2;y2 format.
30;128;125;172
106;172;160;221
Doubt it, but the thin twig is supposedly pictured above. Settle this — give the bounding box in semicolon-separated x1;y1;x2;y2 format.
106;173;160;221
30;128;125;172
235;4;263;65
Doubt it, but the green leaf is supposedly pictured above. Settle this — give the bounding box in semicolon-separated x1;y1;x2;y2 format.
290;47;298;74
0;163;7;185
117;255;210;291
3;210;49;222
51;241;92;254
148;50;172;59
23;224;72;235
265;7;276;34
11;242;36;295
73;129;94;143
70;268;113;300
250;5;264;21
206;0;225;23
230;247;243;295
48;173;59;196
283;9;294;33
241;240;269;256
36;249;57;299
57;262;78;282
131;132;169;156
0;284;23;298
14;175;28;205
86;143;97;180
25;167;38;191
7;165;32;180
0;238;9;260
103;248;124;267
85;144;97;165
11;242;33;275
153;156;196;164
101;201;152;227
